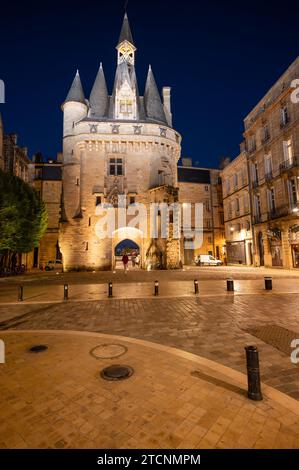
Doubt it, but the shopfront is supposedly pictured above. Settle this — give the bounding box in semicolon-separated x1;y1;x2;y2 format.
226;240;246;265
267;228;283;267
289;225;299;268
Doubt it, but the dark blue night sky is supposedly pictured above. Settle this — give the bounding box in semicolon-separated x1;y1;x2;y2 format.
1;0;299;168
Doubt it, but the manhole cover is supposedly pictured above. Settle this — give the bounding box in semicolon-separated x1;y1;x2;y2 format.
100;364;134;381
28;345;48;353
90;344;127;359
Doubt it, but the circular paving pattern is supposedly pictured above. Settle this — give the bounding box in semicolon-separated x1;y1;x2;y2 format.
90;343;127;359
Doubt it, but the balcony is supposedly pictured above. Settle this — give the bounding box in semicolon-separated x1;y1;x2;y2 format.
261;134;270;145
280;116;290;129
253;214;261;224
264;171;273;182
267;203;299;220
279;156;299;173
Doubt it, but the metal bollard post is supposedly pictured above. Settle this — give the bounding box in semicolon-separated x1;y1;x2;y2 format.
245;345;263;401
108;282;113;298
18;285;23;302
226;278;234;292
154;280;159;296
264;277;272;290
194;279;199;294
64;284;68;301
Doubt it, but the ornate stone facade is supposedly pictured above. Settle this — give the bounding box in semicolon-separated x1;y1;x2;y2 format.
59;14;182;271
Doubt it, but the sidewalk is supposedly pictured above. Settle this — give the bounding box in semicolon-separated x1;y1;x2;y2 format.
1;279;299;304
1;331;299;449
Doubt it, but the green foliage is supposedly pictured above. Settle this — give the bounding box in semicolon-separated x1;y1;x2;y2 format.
0;170;48;256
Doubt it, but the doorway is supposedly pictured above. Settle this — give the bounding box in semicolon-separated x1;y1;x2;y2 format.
257;232;264;266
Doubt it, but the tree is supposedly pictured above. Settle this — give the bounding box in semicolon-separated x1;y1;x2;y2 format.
0;169;48;269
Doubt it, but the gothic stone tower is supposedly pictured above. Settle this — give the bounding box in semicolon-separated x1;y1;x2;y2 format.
59;14;182;270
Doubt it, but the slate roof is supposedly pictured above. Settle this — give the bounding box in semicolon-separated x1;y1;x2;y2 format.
64;71;85;104
118;13;135;47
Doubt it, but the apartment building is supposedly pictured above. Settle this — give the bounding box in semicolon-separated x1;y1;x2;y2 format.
243;57;299;268
221;152;253;265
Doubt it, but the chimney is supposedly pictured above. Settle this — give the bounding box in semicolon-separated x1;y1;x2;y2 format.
162;87;172;127
181;157;192;167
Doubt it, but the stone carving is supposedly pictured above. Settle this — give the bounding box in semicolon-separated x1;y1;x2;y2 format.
133;125;142;135
89;124;98;133
160;127;167;138
111;125;120;134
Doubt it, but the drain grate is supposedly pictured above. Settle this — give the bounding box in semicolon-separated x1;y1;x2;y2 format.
100;364;134;381
29;345;48;353
90;344;127;359
247;324;299;356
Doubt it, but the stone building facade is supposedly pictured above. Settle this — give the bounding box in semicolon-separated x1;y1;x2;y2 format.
59;14;182;271
0;116;31;182
221;152;254;265
244;57;299;268
178;158;225;264
31;155;62;268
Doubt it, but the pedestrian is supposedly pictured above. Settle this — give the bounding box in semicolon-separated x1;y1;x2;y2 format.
135;254;140;267
122;253;129;272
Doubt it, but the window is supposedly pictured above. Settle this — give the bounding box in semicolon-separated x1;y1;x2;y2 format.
283;139;293;164
233;173;238;189
280;106;289;126
226;179;231;195
109;158;123;176
95;196;101;206
264;154;272;176
288;178;298;206
263;123;270;141
248;135;256;152
120;100;132;114
85;242;88;251
206;219;211;228
205;185;209;192
205;200;211;212
267;187;275;212
254;195;261;218
129;196;135;205
208;237;212;243
235;198;240;213
251;162;259;184
220;212;224;225
246;220;250;231
88;217;91;227
76;177;80;186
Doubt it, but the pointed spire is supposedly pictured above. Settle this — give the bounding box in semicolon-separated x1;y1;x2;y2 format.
64;70;85;104
144;65;167;124
117;12;135;47
89;63;109;117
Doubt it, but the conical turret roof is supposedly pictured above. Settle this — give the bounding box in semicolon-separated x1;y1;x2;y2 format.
64;70;85;104
117;13;135;47
89;63;109;117
144;65;167;124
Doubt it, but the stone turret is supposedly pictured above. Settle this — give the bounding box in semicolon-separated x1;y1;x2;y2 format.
62;70;88;137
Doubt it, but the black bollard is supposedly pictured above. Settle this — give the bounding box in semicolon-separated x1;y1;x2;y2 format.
264;277;272;290
194;279;199;294
64;284;68;301
154;280;159;296
18;285;23;302
226;278;234;292
245;345;263;401
108;282;113;298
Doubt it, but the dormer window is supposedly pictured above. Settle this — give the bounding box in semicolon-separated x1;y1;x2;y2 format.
120;100;133;114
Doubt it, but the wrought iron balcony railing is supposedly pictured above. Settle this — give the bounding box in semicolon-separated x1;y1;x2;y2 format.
279;156;299;173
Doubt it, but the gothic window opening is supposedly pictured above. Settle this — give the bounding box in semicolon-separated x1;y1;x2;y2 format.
120;100;133;115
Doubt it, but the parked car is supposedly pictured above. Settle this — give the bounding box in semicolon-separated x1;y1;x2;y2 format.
195;255;222;266
45;260;63;271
